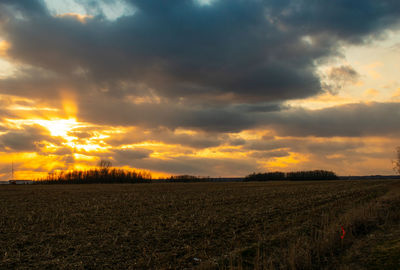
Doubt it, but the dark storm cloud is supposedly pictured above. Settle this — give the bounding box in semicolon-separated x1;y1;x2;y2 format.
78;96;258;132
112;148;152;166
79;96;400;136
299;140;365;155
242;137;365;157
268;102;400;137
104;127;224;150
0;69;68;100
244;140;288;152
0;125;52;152
0;0;46;17
0;0;400;138
249;150;290;159
279;0;400;42
130;155;259;176
2;0;400;104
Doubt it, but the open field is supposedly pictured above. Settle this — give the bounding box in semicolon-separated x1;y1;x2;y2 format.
0;180;399;269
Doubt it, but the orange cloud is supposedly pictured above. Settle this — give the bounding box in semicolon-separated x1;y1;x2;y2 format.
56;13;93;23
364;88;380;97
0;41;11;57
392;88;400;100
365;62;383;79
265;152;309;170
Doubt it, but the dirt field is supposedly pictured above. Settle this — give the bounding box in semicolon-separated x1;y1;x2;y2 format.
0;180;399;269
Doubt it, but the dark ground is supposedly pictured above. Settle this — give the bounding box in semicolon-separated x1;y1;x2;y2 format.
0;180;399;269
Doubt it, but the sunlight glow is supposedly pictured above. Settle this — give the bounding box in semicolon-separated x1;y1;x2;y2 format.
7;105;59;111
265;152;309;169
32;118;80;138
0;40;10;57
56;13;93;23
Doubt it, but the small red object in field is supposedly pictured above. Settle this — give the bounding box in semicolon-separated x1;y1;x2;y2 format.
340;226;346;239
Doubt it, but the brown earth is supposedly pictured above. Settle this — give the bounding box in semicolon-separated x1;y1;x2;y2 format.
0;180;399;269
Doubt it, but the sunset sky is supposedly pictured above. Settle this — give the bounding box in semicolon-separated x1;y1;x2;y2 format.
1;0;400;180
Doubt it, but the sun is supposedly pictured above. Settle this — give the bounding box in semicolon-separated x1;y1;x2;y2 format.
32;118;81;141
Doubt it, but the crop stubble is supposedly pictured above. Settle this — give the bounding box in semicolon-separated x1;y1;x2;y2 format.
0;180;398;269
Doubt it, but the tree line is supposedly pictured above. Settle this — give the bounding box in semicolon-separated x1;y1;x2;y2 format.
37;145;400;184
244;170;339;182
38;161;152;184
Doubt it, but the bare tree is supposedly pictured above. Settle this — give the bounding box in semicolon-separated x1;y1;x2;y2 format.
98;160;112;176
394;147;400;175
98;159;112;169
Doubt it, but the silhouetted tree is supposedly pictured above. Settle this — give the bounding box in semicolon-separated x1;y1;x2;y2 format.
39;164;152;184
167;175;209;182
99;160;112;169
287;170;338;181
244;172;285;181
244;170;338;181
394;147;400;175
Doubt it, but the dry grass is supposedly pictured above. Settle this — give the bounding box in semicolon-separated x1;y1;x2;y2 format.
0;180;399;269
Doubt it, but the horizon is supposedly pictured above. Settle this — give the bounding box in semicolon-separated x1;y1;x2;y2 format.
1;0;400;180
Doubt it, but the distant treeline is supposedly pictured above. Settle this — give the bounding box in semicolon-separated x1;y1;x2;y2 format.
37;161;339;184
166;175;211;182
244;170;339;181
39;167;152;184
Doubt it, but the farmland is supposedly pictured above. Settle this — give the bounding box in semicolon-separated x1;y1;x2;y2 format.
0;180;399;269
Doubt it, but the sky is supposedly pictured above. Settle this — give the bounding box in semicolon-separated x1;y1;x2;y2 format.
1;0;400;180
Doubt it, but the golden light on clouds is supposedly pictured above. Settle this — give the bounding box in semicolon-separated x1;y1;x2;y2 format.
194;147;248;159
1;0;400;181
366;62;383;79
265;153;309;169
61;91;78;119
0;40;10;57
55;13;93;23
364;88;380;97
392;88;400;100
287;92;356;110
32;119;79;138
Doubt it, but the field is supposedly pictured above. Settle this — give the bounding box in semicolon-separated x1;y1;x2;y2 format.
0;180;399;269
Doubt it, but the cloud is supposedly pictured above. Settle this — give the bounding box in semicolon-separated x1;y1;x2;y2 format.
249;150;290;159
0;0;399;134
130;155;259;176
267;102;400;137
364;88;380;97
112;148;152;166
1;0;400;106
324;65;360;93
0;124;53;152
392;88;400;100
77;96;259;132
1;0;400;178
84;100;400;137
